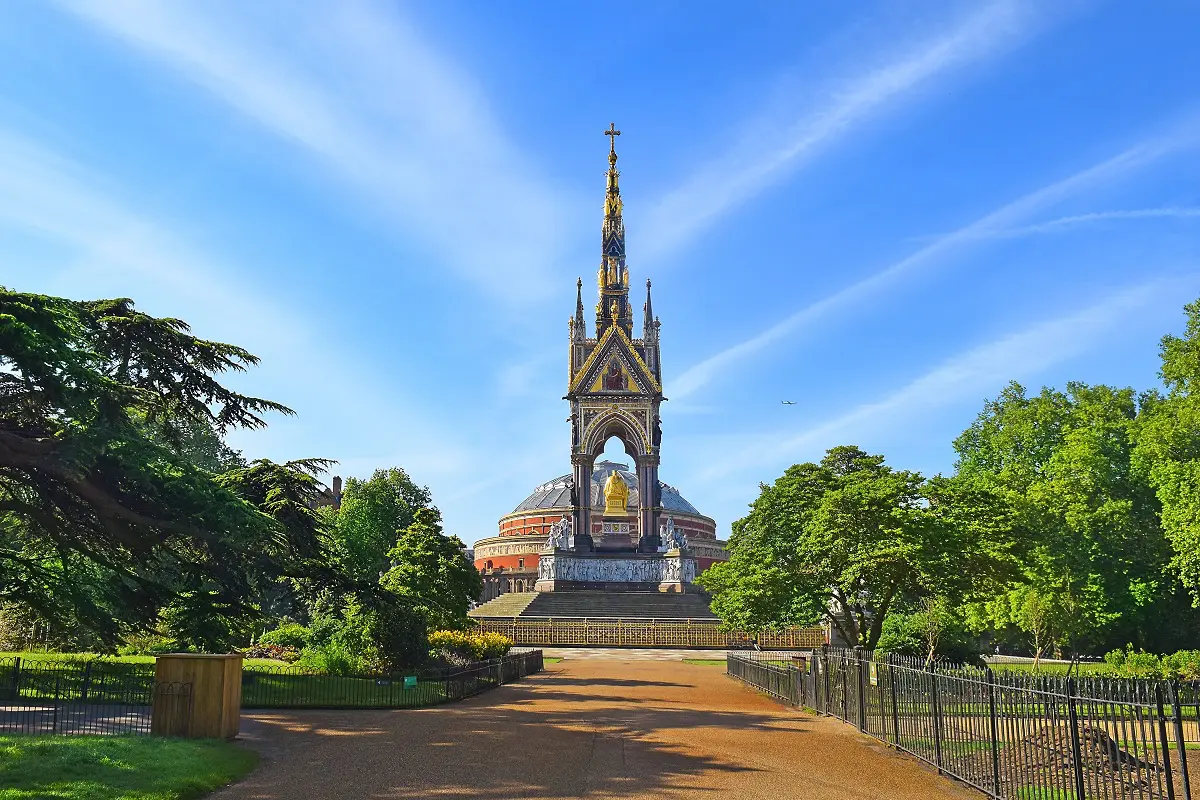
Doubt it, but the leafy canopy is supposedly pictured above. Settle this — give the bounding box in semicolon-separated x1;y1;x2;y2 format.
700;445;1014;648
0;289;333;646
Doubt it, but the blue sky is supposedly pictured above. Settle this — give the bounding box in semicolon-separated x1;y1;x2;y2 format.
3;1;1200;545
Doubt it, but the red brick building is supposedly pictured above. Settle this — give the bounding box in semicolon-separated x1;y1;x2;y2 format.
473;461;726;601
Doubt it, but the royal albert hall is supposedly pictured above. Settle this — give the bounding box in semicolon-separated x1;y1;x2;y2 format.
473;461;725;600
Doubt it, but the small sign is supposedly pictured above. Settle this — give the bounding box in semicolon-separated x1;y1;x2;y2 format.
868;662;878;686
375;679;392;687
403;676;418;689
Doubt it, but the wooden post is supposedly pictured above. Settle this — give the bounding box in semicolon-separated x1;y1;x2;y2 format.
153;654;242;739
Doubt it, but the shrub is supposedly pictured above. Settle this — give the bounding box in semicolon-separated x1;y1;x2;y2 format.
117;630;182;656
1102;646;1200;678
476;632;513;659
428;630;513;665
296;598;427;674
294;641;363;675
428;630;479;665
1163;649;1200;680
240;643;300;662
257;623;311;650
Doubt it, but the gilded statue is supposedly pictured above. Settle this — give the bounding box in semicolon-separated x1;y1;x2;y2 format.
603;469;629;515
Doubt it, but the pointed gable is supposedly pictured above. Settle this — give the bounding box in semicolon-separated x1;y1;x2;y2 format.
570;323;661;396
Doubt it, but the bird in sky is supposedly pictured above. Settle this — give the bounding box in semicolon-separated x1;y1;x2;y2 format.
781;400;796;405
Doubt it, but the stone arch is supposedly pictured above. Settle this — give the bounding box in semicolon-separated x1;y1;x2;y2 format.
582;410;647;459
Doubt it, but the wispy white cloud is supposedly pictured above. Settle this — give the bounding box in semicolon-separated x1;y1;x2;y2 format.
0;129;475;483
640;0;1041;259
980;206;1200;238
699;277;1192;482
667;124;1200;400
58;0;575;303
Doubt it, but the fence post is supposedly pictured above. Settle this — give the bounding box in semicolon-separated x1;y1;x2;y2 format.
80;661;92;704
52;675;60;734
822;646;830;715
10;656;19;698
929;661;943;775
888;654;900;747
842;653;849;722
1169;680;1191;800
1155;682;1177;800
986;669;1001;799
1065;677;1087;800
855;647;867;732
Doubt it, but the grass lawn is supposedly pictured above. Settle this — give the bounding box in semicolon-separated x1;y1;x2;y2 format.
682;659;725;666
542;657;563;664
0;735;257;800
988;661;1114;676
240;671;449;708
0;652;286;669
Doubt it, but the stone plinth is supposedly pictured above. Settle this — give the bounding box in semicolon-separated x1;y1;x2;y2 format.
535;548;697;593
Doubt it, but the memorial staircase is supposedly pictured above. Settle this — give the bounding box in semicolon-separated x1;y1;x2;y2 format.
470;590;717;620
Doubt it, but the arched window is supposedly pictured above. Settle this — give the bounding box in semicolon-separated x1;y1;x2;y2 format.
486;560;493;570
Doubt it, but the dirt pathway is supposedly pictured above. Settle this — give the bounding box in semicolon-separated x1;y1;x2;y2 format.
215;659;976;800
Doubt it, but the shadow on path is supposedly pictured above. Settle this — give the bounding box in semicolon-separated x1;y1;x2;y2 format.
216;660;976;800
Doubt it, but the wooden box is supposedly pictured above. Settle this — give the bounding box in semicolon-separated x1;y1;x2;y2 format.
152;654;243;739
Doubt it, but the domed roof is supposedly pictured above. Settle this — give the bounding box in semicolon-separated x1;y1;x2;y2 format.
512;460;702;516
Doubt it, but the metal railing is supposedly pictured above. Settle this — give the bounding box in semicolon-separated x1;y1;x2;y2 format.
0;657;190;735
473;617;826;649
728;648;1196;799
0;650;544;728
240;649;545;709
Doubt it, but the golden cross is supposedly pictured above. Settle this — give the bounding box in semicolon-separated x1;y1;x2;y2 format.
605;122;621;153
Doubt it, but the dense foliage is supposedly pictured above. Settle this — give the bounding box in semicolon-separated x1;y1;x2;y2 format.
428;630;513;665
706;300;1200;659
700;446;1015;649
0;289;481;669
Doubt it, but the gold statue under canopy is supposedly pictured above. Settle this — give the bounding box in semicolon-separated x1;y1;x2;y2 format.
603;470;629;515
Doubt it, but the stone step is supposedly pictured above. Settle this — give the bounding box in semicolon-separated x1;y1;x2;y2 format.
469;592;539;618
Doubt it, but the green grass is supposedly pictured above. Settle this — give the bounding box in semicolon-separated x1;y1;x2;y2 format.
1012;788;1072;800
0;652;286;669
239;670;449;708
988;661;1115;676
0;735;258;800
542;657;563;664
682;658;725;666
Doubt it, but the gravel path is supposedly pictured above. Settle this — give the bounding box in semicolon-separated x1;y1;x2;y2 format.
215;659;976;800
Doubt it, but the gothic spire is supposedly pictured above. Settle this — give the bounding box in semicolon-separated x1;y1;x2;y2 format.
574;277;586;338
597;123;631;336
643;279;654;338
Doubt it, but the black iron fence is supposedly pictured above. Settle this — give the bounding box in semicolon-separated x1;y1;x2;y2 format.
728;648;1197;800
0;657;190;735
240;649;545;709
0;650;543;733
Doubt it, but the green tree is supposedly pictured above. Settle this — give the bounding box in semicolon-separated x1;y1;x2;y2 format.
328;468;433;583
379;508;481;631
955;381;1182;653
701;446;1010;649
0;290;335;647
1134;300;1200;601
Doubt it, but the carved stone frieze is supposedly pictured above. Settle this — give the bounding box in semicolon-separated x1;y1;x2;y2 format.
535;550;696;586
